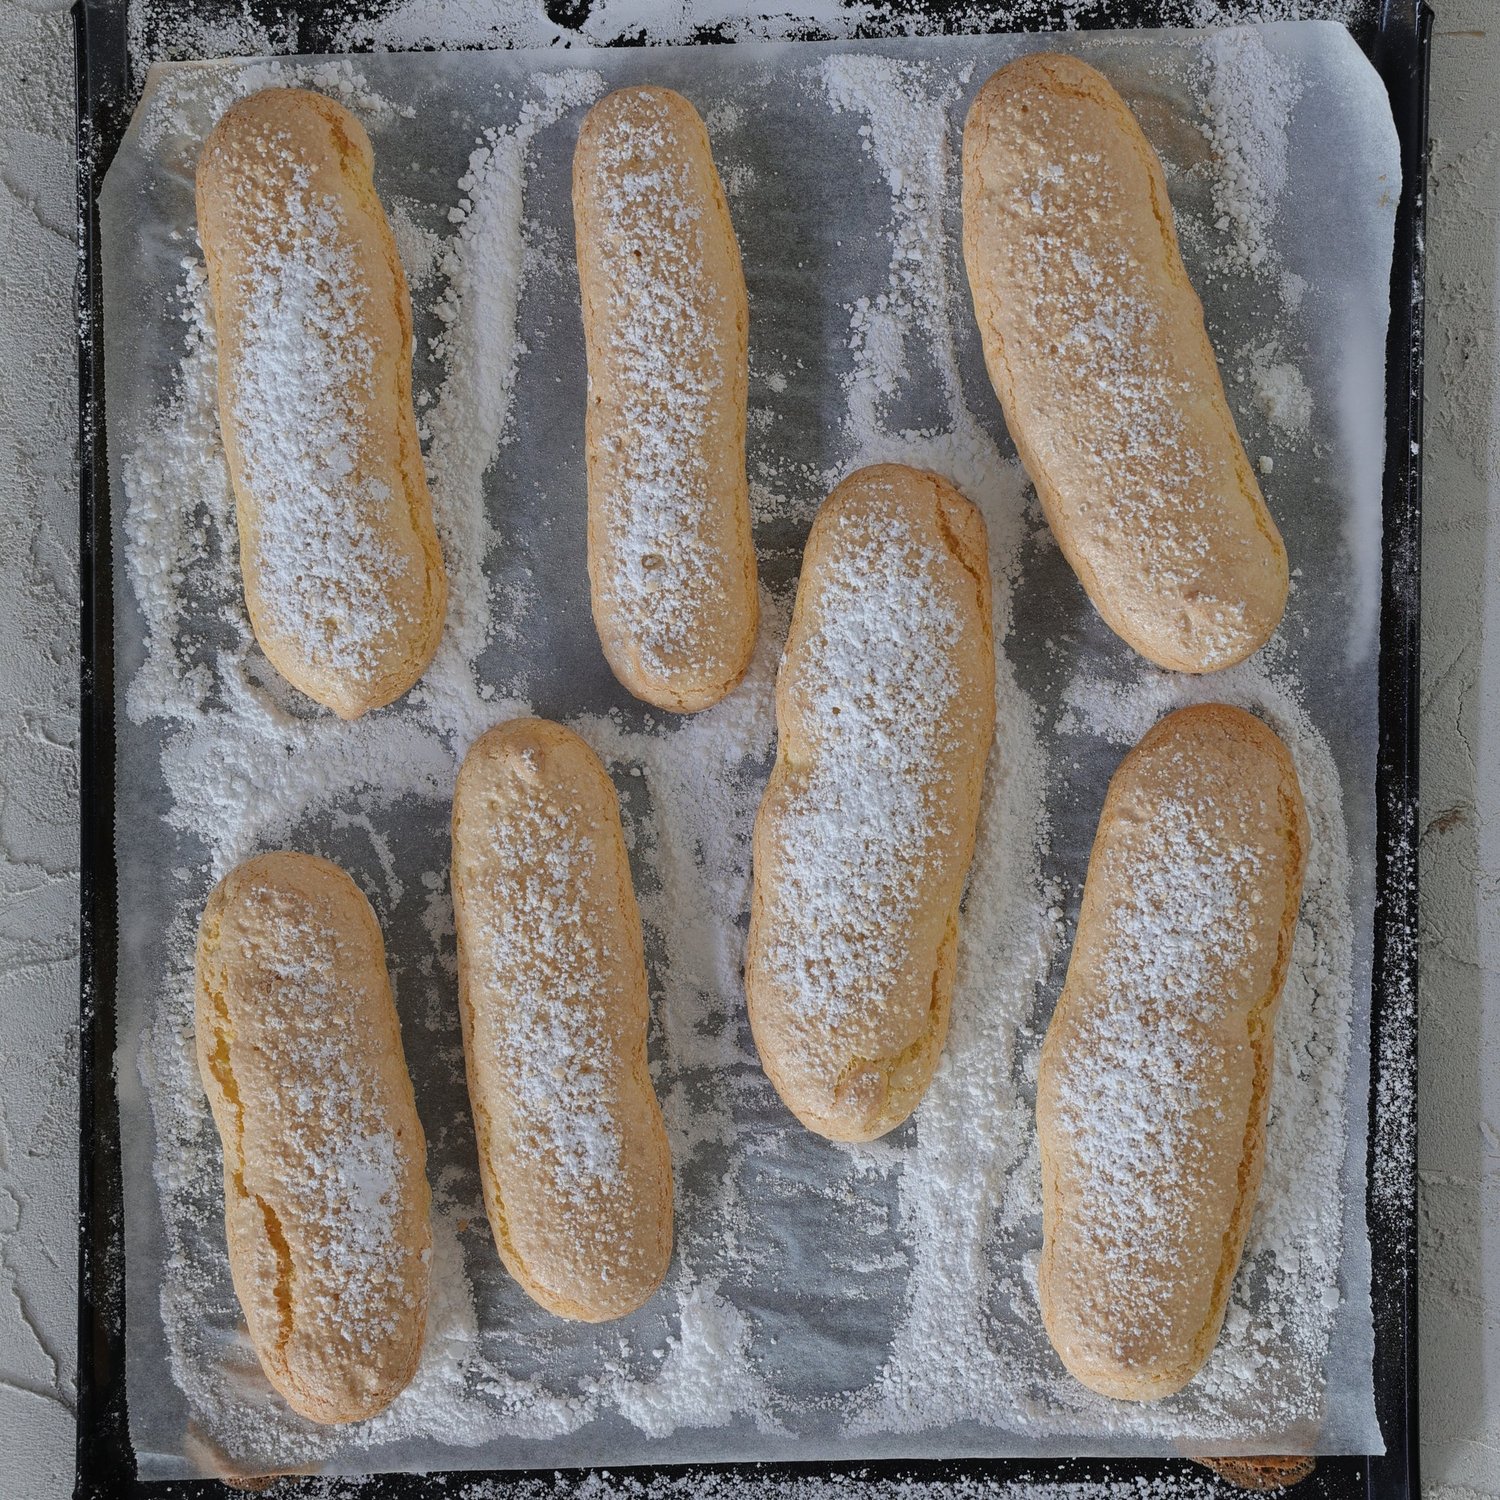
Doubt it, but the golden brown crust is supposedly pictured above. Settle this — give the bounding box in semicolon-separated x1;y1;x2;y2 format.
1036;704;1309;1400
451;718;673;1320
197;88;447;719
573;86;757;713
1196;1456;1318;1491
961;55;1288;673
194;852;431;1424
745;464;996;1142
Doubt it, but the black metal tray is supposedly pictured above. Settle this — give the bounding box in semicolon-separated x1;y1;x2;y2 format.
73;1;1429;1494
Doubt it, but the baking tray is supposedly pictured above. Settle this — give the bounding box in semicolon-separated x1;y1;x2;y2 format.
72;0;1429;1494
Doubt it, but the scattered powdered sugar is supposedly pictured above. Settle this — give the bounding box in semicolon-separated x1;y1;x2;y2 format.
115;68;582;1473
121;258;242;724
612;1282;784;1440
126;1;294;78
823;53;953;448
1242;342;1314;441
113;58;795;1476
136;58;415;166
1279;269;1309;312
316;0;1375;51
252;1473;1232;1500
107;28;1384;1480
1192;29;1304;281
413;68;603;744
324;0;881;51
1185;24;1395;666
388;201;445;291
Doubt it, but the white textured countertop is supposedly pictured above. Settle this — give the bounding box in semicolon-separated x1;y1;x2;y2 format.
0;1;1493;1496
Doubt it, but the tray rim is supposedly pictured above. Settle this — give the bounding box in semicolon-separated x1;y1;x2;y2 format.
71;1;1429;1494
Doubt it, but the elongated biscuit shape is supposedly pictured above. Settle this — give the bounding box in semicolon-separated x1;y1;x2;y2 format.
962;55;1288;673
745;465;996;1142
197;88;447;719
195;851;431;1424
1037;704;1308;1400
573;87;757;713
451;718;673;1320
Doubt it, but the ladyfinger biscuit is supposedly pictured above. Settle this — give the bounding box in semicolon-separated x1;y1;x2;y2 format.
745;464;996;1142
1037;704;1309;1400
451;718;673;1320
573;86;757;713
197;88;447;719
195;852;432;1424
962;55;1288;673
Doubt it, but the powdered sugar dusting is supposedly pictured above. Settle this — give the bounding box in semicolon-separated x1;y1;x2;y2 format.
962;53;1274;670
114;61;792;1473
264;1478;1234;1500
468;802;623;1199
214;148;408;685
822;46;1364;1449
115;70;576;1469
121;258;241;724
761;505;964;1028
216;881;417;1351
1047;783;1271;1369
578;87;741;681
318;0;1374;51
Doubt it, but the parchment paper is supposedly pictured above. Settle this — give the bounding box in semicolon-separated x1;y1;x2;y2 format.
101;22;1398;1481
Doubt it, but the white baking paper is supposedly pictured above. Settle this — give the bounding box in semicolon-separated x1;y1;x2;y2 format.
101;21;1398;1481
